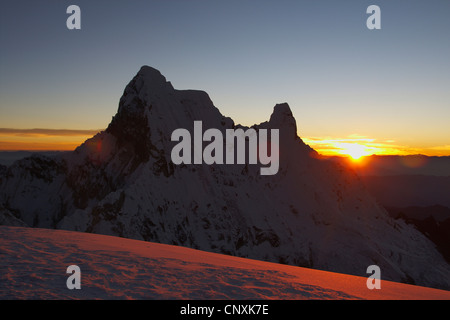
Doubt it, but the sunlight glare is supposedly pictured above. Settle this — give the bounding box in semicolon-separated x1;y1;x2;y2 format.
336;143;371;161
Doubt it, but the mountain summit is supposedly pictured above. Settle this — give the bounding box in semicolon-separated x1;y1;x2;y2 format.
1;66;449;289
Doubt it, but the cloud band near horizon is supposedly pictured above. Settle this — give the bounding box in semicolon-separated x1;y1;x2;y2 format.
0;127;449;156
0;128;102;137
0;128;102;151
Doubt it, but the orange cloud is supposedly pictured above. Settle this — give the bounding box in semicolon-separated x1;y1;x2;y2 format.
0;128;100;137
0;128;102;151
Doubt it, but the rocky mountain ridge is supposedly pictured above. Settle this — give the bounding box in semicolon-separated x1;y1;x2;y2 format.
1;66;449;289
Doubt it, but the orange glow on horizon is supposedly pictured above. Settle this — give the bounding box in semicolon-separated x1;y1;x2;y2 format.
303;136;450;158
0;128;101;151
0;136;92;151
0;140;81;151
0;130;449;157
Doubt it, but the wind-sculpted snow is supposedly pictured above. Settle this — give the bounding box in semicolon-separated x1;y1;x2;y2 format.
1;226;449;300
1;66;449;290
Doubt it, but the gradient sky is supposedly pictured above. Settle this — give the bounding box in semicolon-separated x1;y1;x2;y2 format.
1;0;449;155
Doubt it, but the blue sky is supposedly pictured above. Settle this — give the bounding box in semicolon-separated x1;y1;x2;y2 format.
1;0;449;154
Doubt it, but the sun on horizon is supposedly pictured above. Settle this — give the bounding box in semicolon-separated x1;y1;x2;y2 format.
334;142;373;161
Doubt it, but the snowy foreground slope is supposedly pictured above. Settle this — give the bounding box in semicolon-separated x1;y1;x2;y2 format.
1;226;449;300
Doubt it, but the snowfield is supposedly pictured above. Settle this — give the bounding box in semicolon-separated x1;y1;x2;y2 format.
1;226;449;300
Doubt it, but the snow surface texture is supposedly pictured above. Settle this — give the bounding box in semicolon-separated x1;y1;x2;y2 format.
1;226;449;300
1;66;449;290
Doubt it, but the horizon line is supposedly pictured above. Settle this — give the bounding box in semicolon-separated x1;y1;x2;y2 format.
1;127;449;157
0;149;448;159
0;128;103;136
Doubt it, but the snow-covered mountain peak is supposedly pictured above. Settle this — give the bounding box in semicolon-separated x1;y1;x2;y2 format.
116;65;174;117
136;65;174;92
1;66;450;291
267;102;297;139
271;102;293;120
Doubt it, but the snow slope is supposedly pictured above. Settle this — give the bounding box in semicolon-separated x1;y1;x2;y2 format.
1;226;449;300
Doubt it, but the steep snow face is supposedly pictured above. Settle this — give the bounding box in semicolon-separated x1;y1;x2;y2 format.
0;66;449;290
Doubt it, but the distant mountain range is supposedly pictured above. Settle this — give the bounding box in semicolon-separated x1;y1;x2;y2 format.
354;155;449;177
1;66;449;290
0;151;65;167
322;154;450;267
